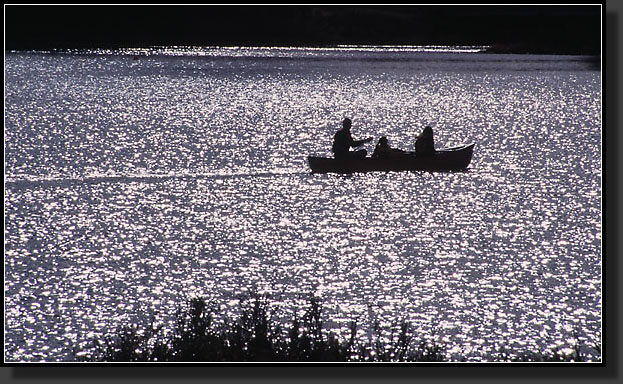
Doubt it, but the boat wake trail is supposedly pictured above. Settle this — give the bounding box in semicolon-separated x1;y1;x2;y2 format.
5;169;309;190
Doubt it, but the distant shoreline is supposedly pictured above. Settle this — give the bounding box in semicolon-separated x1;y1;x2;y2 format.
5;5;601;58
483;43;600;56
5;44;601;57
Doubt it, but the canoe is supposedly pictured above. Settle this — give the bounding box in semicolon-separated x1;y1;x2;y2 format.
308;143;474;174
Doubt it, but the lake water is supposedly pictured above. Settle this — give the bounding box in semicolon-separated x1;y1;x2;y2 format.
4;47;601;362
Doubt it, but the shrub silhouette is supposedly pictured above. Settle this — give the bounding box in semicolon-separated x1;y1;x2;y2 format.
78;294;600;362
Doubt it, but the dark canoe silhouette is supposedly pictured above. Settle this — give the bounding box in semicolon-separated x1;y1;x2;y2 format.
308;143;475;174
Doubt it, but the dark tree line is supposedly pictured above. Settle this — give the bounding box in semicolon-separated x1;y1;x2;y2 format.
6;5;601;55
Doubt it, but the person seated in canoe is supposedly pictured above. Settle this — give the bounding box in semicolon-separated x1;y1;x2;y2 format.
371;136;405;159
415;126;435;156
332;117;373;160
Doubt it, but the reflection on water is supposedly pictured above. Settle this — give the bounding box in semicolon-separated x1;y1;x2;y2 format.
5;48;601;361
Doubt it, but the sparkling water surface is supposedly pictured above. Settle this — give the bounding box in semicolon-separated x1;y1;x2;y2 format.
5;47;601;362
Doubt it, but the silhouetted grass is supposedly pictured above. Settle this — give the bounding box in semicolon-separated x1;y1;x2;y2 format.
77;294;446;362
75;294;600;362
512;335;602;363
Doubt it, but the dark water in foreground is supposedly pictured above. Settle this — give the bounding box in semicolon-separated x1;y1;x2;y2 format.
5;47;601;361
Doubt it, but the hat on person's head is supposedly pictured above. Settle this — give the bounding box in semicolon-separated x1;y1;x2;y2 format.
417;126;433;138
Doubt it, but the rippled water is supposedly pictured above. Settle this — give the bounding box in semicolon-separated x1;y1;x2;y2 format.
5;47;601;362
